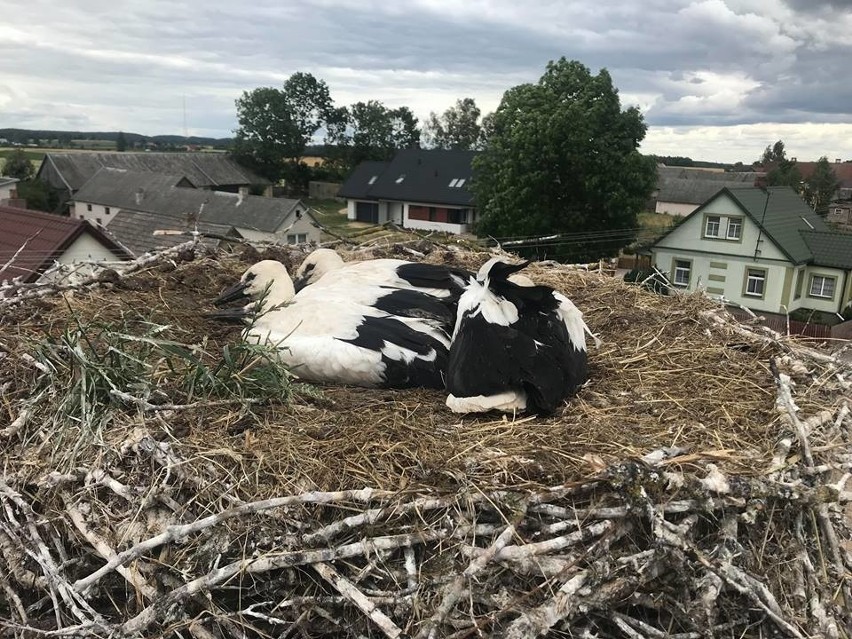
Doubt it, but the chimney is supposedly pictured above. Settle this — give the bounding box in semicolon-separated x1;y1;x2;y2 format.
135;188;144;205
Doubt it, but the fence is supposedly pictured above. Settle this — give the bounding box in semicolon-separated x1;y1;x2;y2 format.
726;308;834;339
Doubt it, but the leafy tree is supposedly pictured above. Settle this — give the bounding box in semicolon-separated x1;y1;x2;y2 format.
17;179;59;212
2;149;34;180
422;98;485;150
760;140;787;165
473;58;657;262
232;72;334;181
802;156;840;216
760;139;802;189
337;100;421;167
116;131;127;152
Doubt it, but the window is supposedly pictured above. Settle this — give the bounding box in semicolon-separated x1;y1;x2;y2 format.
794;270;804;300
673;260;691;287
86;204;92;211
368;175;378;185
448;209;469;224
395;174;405;184
286;233;308;245
726;218;742;240
809;275;836;299
704;216;721;238
104;207;110;215
744;268;766;297
449;179;459;187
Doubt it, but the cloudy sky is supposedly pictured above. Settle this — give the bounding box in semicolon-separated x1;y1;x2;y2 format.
1;0;851;163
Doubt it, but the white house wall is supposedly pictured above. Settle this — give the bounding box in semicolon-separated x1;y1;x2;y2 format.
38;233;123;284
654;201;696;217
273;206;321;244
73;200;118;227
0;183;17;200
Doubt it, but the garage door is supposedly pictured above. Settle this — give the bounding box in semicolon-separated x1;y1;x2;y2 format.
355;201;379;223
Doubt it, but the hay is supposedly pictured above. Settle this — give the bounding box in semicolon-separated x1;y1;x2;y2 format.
0;236;850;638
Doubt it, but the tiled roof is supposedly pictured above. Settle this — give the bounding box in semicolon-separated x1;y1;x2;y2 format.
337;161;389;199
0;205;130;283
339;149;477;207
105;209;241;256
73;168;193;205
656;177;751;205
73;169;306;233
38;152;270;191
801;231;852;270
724;186;831;264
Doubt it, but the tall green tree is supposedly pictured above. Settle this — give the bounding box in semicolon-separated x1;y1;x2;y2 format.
802;156;840;216
2;148;34;180
422;98;485;150
232;72;334;182
473;58;657;262
760;139;802;189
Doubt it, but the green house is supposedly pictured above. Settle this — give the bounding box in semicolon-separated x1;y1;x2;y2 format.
651;186;852;317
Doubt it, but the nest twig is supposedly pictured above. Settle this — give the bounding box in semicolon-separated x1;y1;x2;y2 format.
0;234;849;637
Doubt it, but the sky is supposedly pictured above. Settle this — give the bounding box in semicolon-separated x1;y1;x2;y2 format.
1;0;851;164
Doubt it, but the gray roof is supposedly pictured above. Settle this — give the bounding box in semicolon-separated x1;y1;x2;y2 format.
105;209;241;256
657;166;759;183
800;231;852;270
38;151;269;191
73;168;194;205
339;149;477;207
337;161;389;199
73;169;306;233
656;178;743;205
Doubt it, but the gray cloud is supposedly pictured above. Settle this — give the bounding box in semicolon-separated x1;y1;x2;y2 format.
0;0;851;162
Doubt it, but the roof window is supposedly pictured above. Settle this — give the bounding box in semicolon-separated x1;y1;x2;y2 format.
449;178;466;188
368;175;378;185
395;174;406;184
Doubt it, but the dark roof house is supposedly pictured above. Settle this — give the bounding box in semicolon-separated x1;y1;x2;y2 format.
0;205;131;284
105;210;243;256
338;149;478;233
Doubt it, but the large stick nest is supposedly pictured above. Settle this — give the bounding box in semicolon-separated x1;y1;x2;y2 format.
0;235;850;638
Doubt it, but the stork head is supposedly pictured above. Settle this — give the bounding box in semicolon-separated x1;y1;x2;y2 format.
476;257;531;283
292;248;345;291
212;260;295;311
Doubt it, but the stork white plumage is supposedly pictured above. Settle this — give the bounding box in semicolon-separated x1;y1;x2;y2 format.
211;260;452;389
445;257;595;415
292;248;471;299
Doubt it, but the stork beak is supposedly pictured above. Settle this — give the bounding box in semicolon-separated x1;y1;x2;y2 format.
213;281;249;306
205;307;250;323
292;275;309;293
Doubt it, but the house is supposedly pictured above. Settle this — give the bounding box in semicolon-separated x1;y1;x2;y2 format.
0;177;20;204
0;205;131;285
651;186;852;317
71;168;195;227
71;168;318;253
654;167;760;216
827;201;852;231
36;151;271;207
338;149;477;234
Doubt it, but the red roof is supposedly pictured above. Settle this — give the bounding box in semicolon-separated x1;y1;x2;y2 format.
0;205;130;283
